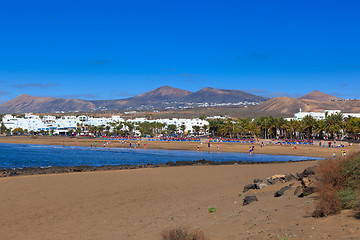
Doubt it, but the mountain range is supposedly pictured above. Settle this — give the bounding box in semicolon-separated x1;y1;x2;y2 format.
0;86;269;114
1;86;354;115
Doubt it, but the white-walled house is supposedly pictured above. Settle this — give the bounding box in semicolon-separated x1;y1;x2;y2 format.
0;114;208;135
287;109;360;121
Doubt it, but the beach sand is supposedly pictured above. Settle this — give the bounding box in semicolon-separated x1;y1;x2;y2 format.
1;162;360;239
0;136;359;239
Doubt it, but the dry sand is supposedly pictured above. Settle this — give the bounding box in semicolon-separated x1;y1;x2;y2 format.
0;136;360;239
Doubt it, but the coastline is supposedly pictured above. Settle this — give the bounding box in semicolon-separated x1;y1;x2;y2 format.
1;135;357;158
0;158;318;177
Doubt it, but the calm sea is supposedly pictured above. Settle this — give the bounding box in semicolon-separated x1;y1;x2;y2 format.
0;143;320;169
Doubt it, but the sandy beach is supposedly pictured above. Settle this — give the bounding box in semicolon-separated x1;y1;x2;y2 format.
0;136;360;239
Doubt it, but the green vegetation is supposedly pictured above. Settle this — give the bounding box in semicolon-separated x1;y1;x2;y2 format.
12;127;24;134
161;227;206;240
314;153;360;217
0;122;9;134
208;207;216;213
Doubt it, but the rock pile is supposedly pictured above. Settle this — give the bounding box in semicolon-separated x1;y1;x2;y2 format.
241;166;318;205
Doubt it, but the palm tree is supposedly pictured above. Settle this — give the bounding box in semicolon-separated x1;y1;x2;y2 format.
301;115;317;140
322;112;344;140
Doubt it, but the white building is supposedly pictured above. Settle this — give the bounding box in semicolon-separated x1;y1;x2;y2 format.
0;114;208;135
288;109;360;121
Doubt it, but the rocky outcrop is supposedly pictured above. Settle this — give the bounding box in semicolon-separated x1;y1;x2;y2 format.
243;196;258;206
274;186;292;197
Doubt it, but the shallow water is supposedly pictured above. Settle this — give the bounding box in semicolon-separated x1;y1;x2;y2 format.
0;143;321;169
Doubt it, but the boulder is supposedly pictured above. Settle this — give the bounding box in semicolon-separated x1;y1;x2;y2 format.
243;196;258;206
256;182;269;189
253;179;263;183
301;177;311;188
243;183;257;193
301;175;318;196
284;173;296;182
267;178;279;185
274;186;292;197
299;166;317;179
271;174;286;179
294;186;304;197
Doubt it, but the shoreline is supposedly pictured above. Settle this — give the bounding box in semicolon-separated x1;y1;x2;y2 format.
1;135;358;158
0;158;318;177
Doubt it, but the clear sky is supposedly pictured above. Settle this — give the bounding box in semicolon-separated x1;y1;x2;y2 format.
0;0;359;102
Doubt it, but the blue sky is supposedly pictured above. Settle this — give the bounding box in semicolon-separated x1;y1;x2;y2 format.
0;0;359;102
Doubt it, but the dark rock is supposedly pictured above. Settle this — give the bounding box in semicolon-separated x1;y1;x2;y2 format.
300;166;317;178
294;186;304;197
9;171;19;176
253;179;263;183
243;196;258;206
284;173;296;182
243;184;257;193
267;178;279;185
274;186;292;197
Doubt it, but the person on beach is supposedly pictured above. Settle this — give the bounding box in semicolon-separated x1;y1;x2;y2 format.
144;143;146;150
197;145;200;151
95;142;97;148
333;152;336;158
249;147;253;155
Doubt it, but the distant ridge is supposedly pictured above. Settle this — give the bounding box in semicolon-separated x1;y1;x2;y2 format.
299;90;340;101
255;96;360;114
0;94;95;113
0;86;268;113
131;85;192;101
180;87;268;103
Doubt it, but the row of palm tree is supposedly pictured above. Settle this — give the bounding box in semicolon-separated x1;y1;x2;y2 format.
208;113;360;141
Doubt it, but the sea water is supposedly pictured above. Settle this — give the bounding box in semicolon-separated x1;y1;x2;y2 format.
0;143;320;169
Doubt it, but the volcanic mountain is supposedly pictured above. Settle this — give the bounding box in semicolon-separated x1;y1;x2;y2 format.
298;90;340;101
255;96;360;114
90;86;193;110
179;87;268;104
0;86;268;113
0;94;95;113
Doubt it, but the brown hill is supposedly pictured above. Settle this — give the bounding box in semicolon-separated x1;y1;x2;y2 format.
131;85;192;101
180;87;268;103
255;97;360;114
299;90;340;101
0;94;95;113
